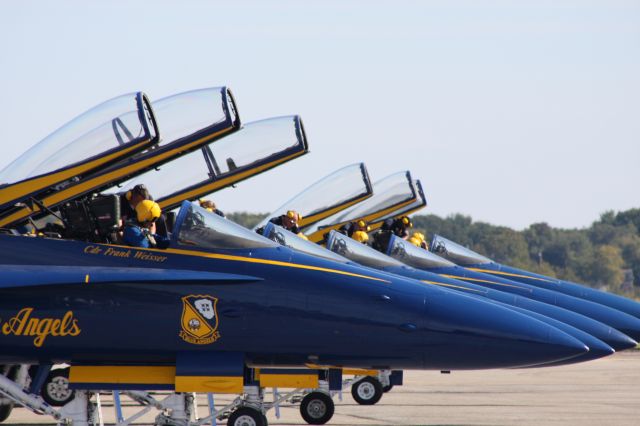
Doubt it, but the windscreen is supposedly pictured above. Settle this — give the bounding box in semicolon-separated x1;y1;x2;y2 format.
0;92;150;184
254;163;371;231
173;201;278;250
386;234;455;269
430;234;493;266
326;230;404;269
263;222;349;263
305;171;415;236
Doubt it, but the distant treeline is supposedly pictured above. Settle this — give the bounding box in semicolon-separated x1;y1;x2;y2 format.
227;209;640;297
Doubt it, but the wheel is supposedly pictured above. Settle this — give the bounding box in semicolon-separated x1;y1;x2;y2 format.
299;391;334;425
0;403;13;423
227;407;267;426
41;367;75;407
382;383;394;393
351;376;383;405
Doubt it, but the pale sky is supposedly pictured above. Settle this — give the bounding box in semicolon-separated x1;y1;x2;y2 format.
0;0;638;230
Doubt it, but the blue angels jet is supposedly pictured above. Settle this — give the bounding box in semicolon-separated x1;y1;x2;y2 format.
0;89;590;426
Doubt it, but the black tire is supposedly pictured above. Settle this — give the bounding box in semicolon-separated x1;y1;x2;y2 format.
41;367;75;407
382;383;394;393
227;407;267;426
0;404;13;423
351;376;383;405
299;391;334;425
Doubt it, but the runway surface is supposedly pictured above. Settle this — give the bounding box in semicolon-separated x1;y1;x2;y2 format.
4;351;640;426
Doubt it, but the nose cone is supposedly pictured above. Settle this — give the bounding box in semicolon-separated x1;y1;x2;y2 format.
422;289;588;369
503;304;615;366
607;313;640;343
606;329;638;351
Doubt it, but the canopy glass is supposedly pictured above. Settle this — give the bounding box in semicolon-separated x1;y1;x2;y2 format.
254;163;372;231
112;115;306;210
263;222;349;263
173;201;278;250
326;230;404;269
386;234;455;269
430;234;493;266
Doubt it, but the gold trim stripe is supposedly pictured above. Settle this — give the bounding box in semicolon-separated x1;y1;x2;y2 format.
0;127;234;227
307;197;418;243
159;150;306;209
0;139;150;206
422;280;485;293
467;268;555;283
70;366;175;385
175;376;243;393
84;242;390;284
440;274;531;292
300;194;372;227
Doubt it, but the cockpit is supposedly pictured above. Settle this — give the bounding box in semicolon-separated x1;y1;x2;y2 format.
325;230;404;269
172;201;278;251
430;234;493;266
262;222;349;263
386;234;456;269
305;171;417;241
254;163;372;231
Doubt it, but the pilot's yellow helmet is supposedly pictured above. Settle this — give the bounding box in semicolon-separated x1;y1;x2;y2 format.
353;230;369;244
401;216;413;228
408;237;421;247
135;200;162;223
356;219;371;232
297;232;309;241
287;210;302;222
412;232;425;242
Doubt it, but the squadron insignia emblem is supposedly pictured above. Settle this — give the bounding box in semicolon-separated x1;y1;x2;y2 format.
179;295;221;345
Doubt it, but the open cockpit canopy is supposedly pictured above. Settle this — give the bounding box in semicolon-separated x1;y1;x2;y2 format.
262;222;349;263
326;230;404;269
254;163;372;231
173;201;278;251
372;179;427;229
0;87;240;228
386;234;455;269
113;115;308;211
305;171;417;242
430;234;493;266
0;92;158;211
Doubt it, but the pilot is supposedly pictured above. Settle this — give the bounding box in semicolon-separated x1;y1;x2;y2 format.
338;219;371;238
381;216;413;239
199;199;225;217
123;200;170;249
258;210;303;236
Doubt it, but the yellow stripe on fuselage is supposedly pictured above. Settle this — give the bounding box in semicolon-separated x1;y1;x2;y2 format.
440;274;531;292
421;280;485;294
86;242;390;284
467;268;555;283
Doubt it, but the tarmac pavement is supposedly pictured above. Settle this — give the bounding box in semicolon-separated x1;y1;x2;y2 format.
3;351;639;426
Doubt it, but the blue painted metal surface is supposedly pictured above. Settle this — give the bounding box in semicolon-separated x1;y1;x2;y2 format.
0;202;587;372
